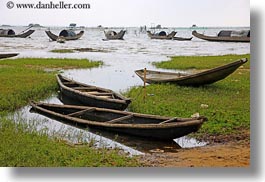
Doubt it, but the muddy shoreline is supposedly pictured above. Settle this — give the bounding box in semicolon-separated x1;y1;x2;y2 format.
140;132;250;167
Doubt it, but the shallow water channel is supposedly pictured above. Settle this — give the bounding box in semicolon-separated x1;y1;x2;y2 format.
4;26;249;155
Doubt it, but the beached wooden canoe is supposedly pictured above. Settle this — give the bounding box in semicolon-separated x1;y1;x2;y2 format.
172;36;193;41
147;31;177;40
0;29;34;38
103;30;126;40
135;58;248;86
0;53;19;59
57;74;131;110
30;102;207;140
45;30;84;41
192;30;250;42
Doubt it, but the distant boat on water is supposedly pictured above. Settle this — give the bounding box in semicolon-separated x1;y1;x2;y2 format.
192;30;250;42
0;53;19;59
45;29;84;41
0;28;34;38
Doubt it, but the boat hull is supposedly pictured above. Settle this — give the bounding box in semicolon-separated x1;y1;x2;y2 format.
0;30;35;38
147;31;177;40
192;31;250;42
0;53;19;59
59;87;129;110
30;102;206;140
45;30;84;41
135;58;248;86
57;74;131;110
172;37;193;41
104;30;126;40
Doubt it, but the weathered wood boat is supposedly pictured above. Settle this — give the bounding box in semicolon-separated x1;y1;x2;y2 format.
45;30;84;41
0;53;19;59
135;58;248;86
0;29;34;38
147;31;177;40
30;102;207;140
57;74;131;110
103;30;126;40
192;30;250;42
172;36;193;41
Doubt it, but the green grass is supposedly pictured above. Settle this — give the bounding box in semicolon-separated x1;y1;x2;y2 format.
127;54;250;137
0;118;140;167
50;49;75;53
0;58;102;113
153;54;250;70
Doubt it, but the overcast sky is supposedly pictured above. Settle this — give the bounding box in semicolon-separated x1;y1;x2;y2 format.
0;0;250;27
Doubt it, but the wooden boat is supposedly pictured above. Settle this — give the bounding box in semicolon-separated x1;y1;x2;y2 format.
135;58;248;86
0;53;19;59
0;29;34;38
57;74;131;110
103;30;126;40
147;31;177;40
45;30;84;41
172;36;193;41
192;30;250;42
30;102;207;140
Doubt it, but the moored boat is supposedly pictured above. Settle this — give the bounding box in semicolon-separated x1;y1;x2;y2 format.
57;74;131;110
0;29;34;38
135;58;248;86
103;30;126;40
30;102;207;140
0;53;19;59
192;30;250;42
147;31;177;40
172;36;193;41
45;29;84;41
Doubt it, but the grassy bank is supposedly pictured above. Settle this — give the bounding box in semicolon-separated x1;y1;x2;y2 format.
153;54;250;70
0;118;139;167
0;58;102;113
0;58;140;167
50;48;108;53
127;54;250;140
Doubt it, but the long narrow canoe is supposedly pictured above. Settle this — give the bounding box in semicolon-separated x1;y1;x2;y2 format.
103;30;126;40
135;58;248;86
192;30;250;43
57;74;131;110
172;36;193;41
0;30;35;38
30;102;207;140
45;30;84;41
147;31;177;40
0;53;19;59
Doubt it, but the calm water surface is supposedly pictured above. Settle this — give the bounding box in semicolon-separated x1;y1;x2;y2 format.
2;26;250;155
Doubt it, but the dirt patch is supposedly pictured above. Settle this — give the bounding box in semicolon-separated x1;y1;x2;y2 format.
139;132;250;167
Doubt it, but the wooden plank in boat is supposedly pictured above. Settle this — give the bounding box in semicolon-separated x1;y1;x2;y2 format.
159;117;178;124
106;114;133;124
67;108;96;117
85;92;113;96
